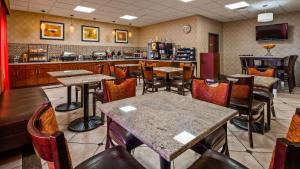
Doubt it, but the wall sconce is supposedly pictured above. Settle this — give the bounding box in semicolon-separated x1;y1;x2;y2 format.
40;10;46;31
112;30;116;36
69;14;74;33
128;31;132;38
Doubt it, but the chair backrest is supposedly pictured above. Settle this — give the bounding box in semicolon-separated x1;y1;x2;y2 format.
27;103;72;169
183;65;194;81
228;76;254;112
240;58;247;69
192;78;232;107
247;68;275;77
101;62;111;76
269;108;300;169
102;78;137;102
288;55;298;73
142;66;154;82
115;66;128;84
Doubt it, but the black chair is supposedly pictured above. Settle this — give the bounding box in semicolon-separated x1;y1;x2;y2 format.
277;55;298;93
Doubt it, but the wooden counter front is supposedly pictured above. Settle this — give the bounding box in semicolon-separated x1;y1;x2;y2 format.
8;60;196;88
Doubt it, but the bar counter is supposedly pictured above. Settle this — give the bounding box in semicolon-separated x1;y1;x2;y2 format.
8;59;197;89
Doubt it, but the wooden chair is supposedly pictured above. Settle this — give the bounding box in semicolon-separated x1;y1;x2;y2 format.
191;78;232;156
277;55;298;93
102;78;143;152
269;108;300;169
247;67;276;128
27;102;145;169
228;76;265;148
240;58;248;74
188;150;248;169
170;65;194;95
142;66;166;94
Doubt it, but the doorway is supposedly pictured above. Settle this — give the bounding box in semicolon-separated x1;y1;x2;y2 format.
208;33;219;53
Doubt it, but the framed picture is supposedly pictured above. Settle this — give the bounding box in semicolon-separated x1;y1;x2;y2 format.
40;21;64;40
115;29;128;43
82;25;100;42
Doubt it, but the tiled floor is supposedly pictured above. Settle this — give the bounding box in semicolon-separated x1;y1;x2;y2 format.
1;84;299;169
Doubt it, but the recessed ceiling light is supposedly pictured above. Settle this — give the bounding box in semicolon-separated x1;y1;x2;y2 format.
180;0;193;2
74;6;95;13
225;1;249;10
120;15;137;20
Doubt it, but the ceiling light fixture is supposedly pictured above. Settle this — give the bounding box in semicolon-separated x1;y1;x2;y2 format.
69;15;74;33
257;5;273;22
40;10;46;31
225;1;249;10
120;15;137;20
74;6;95;13
180;0;193;2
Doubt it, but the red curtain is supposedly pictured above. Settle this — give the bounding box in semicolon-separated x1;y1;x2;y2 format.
0;0;9;90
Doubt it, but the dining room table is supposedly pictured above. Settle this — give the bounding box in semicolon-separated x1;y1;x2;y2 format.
229;74;279;89
48;70;93;112
98;92;238;169
240;55;289;68
57;74;115;132
154;67;183;91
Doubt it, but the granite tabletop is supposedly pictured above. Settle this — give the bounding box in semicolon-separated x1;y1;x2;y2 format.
57;74;115;86
239;55;288;59
115;64;141;67
154;67;183;73
229;74;279;88
98;92;238;161
47;69;93;78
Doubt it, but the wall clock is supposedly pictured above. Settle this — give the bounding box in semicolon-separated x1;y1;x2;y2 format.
183;24;191;34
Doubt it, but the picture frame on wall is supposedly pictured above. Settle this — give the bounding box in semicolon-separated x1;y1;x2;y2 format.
40;21;64;40
82;25;100;42
115;29;128;43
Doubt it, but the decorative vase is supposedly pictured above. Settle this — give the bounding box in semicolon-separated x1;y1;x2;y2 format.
263;44;276;56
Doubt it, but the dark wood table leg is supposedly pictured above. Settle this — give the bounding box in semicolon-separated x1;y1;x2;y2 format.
166;73;171;91
55;86;80;112
68;83;104;132
160;156;171;169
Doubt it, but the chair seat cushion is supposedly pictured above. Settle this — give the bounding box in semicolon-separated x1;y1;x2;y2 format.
109;121;143;150
75;146;145;169
253;90;273;100
188;150;248;169
230;98;265;114
192;127;225;154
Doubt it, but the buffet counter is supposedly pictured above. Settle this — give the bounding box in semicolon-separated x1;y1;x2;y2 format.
9;59;197;89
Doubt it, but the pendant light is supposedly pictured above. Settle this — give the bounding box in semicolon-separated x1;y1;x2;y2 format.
70;15;74;33
40;10;46;31
257;5;273;23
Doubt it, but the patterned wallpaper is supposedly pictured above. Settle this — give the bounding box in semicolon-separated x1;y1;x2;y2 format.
223;11;300;85
7;10;140;47
139;15;223;75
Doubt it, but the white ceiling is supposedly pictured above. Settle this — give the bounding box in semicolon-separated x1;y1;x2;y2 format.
10;0;300;27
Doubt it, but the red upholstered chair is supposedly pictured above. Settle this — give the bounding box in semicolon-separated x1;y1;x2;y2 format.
27;102;145;169
269;108;300;169
191;78;232;156
247;67;276;128
102;78;143;152
142;66;166;94
228;76;265;148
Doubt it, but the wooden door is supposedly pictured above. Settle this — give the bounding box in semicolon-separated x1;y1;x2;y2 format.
25;65;39;86
208;33;219;53
38;64;60;85
9;66;17;88
77;63;95;72
61;63;78;71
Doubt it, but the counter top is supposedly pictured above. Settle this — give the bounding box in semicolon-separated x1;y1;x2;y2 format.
9;59;197;65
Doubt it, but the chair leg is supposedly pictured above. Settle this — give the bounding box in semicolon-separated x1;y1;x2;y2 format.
142;84;146;95
271;100;276;117
267;100;271;128
261;110;265;135
248;115;254;148
92;94;96;117
75;88;79;102
288;76;293;93
222;123;230;157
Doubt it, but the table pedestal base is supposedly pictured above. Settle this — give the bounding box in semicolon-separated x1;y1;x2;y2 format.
68;116;103;132
55;102;80;112
231;116;269;134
